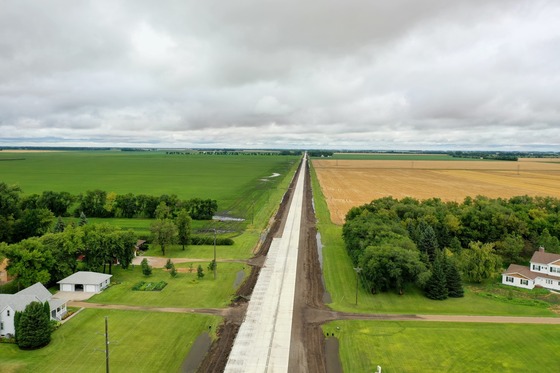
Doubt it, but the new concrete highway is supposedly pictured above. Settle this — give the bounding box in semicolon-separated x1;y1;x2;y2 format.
224;155;307;372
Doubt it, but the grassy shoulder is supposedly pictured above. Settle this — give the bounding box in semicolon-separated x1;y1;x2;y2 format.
310;163;559;317
0;308;220;373
324;319;560;373
88;263;249;308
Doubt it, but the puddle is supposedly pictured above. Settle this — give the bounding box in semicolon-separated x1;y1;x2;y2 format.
234;269;245;288
316;232;332;303
325;337;343;373
180;332;212;373
212;215;245;222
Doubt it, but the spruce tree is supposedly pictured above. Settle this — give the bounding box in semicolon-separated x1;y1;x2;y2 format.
425;251;448;300
15;301;52;349
53;216;66;233
79;212;88;226
418;224;439;263
446;259;464;298
197;264;205;279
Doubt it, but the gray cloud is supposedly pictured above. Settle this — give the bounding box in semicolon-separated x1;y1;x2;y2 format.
1;0;559;150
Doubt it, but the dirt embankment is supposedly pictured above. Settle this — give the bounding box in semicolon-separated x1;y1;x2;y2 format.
196;159;303;372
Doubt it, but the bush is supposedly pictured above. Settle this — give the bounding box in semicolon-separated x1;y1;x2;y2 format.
141;258;152;276
15;301;52;349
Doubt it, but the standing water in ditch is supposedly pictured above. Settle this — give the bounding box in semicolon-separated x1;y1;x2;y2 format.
316;231;332;303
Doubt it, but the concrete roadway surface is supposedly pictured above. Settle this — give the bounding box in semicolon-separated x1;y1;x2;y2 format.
224;154;307;372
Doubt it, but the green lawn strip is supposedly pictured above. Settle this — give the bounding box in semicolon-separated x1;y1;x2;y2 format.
0;308;220;373
325;320;560;373
89;263;248;308
310;164;557;317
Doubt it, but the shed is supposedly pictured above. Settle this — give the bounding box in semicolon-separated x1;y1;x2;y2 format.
57;271;112;293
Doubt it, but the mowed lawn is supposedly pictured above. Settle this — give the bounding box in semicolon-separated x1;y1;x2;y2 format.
0;308;220;373
325;320;560;372
310;165;557;317
89;263;249;308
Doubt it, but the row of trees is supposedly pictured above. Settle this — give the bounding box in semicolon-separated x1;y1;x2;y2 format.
0;181;217;244
0;223;136;288
343;195;560;298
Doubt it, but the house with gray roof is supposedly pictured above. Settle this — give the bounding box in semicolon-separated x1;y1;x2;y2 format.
57;271;112;293
0;283;67;338
502;247;560;291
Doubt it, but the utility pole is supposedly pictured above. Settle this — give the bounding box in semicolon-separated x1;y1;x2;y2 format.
354;267;362;305
213;228;217;280
105;316;110;373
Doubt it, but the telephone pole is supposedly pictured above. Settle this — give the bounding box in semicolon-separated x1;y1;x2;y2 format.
105;316;110;373
354;267;362;305
213;228;217;279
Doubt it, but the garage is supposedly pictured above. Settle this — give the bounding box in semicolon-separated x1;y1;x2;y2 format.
57;271;112;293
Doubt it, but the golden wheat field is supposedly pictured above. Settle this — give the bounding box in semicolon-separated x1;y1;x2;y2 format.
313;159;560;225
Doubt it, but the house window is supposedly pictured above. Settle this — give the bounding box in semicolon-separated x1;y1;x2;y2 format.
506;276;514;283
520;279;529;285
7;310;10;317
551;267;560;273
1;322;3;329
533;265;541;271
546;279;553;285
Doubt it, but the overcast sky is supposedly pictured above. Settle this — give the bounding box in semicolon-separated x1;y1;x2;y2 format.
1;0;559;150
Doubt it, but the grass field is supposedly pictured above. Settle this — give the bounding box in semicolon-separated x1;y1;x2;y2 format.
88;263;249;308
311;164;558;317
324;320;560;372
313;159;560;224
0;151;299;217
0;309;220;373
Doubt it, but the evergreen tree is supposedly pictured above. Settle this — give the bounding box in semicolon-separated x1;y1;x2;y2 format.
15;301;52;349
418;224;439;263
197;264;205;279
425;251;448;300
53;216;66;233
445;259;464;298
170;264;177;278
141;258;152;276
164;258;173;270
78;212;88;226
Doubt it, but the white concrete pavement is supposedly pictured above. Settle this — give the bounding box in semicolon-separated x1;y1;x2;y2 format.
225;155;307;373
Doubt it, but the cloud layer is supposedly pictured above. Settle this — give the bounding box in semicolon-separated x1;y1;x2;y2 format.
1;0;559;150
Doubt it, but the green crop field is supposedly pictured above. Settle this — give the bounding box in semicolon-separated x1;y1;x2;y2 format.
89;262;249;308
324;320;560;372
310;164;558;317
0;308;220;373
0;151;299;217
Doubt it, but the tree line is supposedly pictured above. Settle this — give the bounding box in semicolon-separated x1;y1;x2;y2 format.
343;195;560;299
0;182;218;244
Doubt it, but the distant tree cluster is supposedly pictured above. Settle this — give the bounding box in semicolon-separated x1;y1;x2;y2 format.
343;195;560;298
448;151;518;161
307;151;334;158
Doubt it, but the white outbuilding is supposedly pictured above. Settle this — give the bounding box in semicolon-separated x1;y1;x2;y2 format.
57;271;112;293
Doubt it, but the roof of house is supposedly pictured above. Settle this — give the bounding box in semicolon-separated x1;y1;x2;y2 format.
57;271;112;285
530;249;560;265
0;294;39;313
0;282;66;313
16;282;52;303
502;264;537;280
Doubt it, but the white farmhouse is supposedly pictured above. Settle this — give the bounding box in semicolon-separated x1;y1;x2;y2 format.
502;247;560;291
0;282;67;337
57;271;112;293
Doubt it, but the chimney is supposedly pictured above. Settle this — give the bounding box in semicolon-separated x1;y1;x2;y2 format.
539;246;545;253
